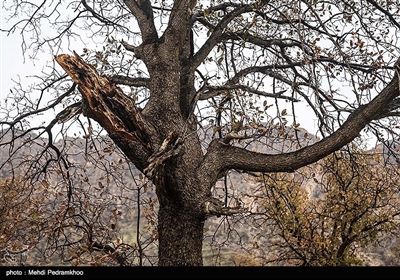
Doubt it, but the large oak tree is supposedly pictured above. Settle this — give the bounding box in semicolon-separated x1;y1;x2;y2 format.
1;0;400;266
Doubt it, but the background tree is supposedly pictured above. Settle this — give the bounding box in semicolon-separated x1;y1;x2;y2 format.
0;135;158;266
1;0;400;266
0;177;43;266
250;143;400;266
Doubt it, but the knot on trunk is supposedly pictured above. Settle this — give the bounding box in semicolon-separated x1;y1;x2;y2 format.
144;132;183;179
203;197;246;218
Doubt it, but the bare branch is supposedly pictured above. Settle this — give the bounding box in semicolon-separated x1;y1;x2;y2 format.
198;85;295;102
109;74;149;88
364;0;400;30
191;3;254;68
200;63;400;180
122;0;158;43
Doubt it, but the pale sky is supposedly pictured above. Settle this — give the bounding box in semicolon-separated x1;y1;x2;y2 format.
1;4;332;143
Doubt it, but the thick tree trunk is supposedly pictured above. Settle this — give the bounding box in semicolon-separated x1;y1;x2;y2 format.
146;134;209;266
158;205;205;266
55;51;234;266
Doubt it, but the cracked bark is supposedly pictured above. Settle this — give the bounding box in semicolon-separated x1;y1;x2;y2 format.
55;51;155;169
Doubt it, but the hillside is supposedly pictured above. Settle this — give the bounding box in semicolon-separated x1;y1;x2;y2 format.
1;126;399;266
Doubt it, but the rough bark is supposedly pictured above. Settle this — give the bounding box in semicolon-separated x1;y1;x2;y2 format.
55;51;210;266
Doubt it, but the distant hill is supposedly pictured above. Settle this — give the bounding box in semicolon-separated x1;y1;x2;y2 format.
2;126;398;266
1;124;320;180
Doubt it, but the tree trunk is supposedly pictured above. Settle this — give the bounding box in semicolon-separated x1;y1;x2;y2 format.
55;51;213;266
147;134;208;266
158;205;205;266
